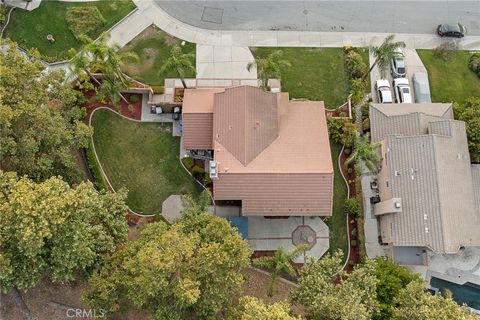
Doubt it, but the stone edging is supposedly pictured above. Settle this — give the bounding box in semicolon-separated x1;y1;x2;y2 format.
337;144;351;273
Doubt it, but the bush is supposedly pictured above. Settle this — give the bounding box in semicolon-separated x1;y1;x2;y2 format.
351;228;357;237
127;104;136;115
468;52;480;77
130;95;139;103
65;6;106;39
181;157;194;170
433;41;458;61
351;240;358;247
349;78;367;105
345;50;368;78
191;165;205;179
151;85;165;94
344;198;360;216
327;116;357;147
348;260;355;266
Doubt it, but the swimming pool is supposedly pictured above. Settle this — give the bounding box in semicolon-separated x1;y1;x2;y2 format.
430;277;480;310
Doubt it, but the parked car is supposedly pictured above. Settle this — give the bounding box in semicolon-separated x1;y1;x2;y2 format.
393;78;412;103
390;48;406;78
375;79;393;104
412;72;432;103
437;23;466;38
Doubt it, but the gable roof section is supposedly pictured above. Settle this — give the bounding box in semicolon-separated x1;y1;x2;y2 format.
370;103;453;142
182;88;225;150
385;120;480;253
213;86;278;166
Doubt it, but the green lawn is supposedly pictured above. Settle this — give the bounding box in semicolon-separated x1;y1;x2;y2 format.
325;140;349;259
417;50;480;103
120;26;196;86
251;47;349;107
5;0;135;61
91;109;202;214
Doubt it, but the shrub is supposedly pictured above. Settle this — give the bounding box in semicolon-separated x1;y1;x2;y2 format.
181;157;194;170
191;165;205;179
349;78;367;105
351;240;358;247
345;50;368;78
203;173;212;185
348;260;355;266
130;95;139;103
351;228;357;237
362;118;370;131
127;104;136;115
151;86;165;94
65;6;106;39
433;41;458;61
468;52;480;77
327;116;358;147
344;198;360;216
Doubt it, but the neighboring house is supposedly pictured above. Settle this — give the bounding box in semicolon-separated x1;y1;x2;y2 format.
182;85;334;217
369;103;480;264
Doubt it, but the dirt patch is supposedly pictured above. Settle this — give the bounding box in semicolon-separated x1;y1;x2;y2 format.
241;268;304;315
163;33;179;46
124;25;158;47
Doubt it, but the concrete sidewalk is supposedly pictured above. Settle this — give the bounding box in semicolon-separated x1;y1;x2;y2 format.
131;0;480;50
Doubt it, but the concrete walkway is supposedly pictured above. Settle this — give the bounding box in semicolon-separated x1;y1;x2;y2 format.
196;45;257;79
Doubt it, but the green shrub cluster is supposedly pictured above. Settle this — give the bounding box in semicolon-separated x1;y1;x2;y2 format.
181;156;194;170
344;198;360;217
468;52;480;78
345;50;368;79
151;85;165;94
327;116;357;147
65;6;106;39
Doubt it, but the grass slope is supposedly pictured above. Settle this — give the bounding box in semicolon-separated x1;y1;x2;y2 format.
120;26;196;86
251;47;348;107
326;140;349;259
5;0;135;61
91;109;202;214
417;49;480;103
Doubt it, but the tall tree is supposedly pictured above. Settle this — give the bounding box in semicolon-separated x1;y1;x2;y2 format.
233;296;301;320
71;32;139;104
345;133;382;174
365;35;406;79
454;97;480;163
373;258;422;320
253;245;306;297
0;41;91;183
84;212;251;319
392;281;478;320
159;44;196;89
292;250;379;320
247;50;291;89
0;171;128;293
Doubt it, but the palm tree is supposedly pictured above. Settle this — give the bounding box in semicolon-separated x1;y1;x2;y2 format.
159;44;195;89
253;245;307;297
364;34;406;79
345;133;382;174
70;32;139;104
247;50;291;89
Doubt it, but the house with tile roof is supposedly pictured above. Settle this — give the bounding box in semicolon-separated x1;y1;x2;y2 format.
182;85;334;217
369;103;480;262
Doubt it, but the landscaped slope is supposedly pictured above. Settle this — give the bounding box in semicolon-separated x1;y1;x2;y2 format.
5;0;135;61
417;50;480;103
91;109;202;214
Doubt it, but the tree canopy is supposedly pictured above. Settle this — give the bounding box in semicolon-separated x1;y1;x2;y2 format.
454;97;480;163
232;296;301;320
0;172;128;293
84;213;251;319
247;50;291;89
0;41;90;183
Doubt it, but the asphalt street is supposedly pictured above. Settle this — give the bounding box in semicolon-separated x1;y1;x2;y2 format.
154;1;480;35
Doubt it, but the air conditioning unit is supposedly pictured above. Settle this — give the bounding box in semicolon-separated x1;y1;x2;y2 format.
209;161;218;180
394;201;401;209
